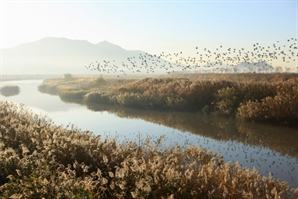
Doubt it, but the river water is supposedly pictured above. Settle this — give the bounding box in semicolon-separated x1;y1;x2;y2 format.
1;79;297;188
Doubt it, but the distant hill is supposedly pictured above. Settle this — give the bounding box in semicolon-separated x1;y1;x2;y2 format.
235;61;274;72
195;61;274;73
1;37;145;75
1;37;276;75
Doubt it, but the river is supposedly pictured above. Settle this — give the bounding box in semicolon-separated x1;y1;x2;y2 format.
1;79;297;188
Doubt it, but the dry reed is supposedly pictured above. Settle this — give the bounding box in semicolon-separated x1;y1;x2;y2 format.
38;74;298;126
0;101;297;198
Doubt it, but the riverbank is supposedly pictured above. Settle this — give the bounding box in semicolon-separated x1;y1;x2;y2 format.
0;101;297;198
38;73;298;126
0;74;61;81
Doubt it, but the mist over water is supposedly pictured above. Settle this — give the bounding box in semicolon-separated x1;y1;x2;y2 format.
1;79;297;188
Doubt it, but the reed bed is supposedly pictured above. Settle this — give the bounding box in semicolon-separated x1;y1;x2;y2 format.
38;74;298;126
108;77;298;126
0;101;297;198
38;76;136;95
0;85;20;97
166;73;298;83
237;79;298;125
58;89;88;101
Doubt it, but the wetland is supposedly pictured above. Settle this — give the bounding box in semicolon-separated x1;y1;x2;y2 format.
1;76;297;190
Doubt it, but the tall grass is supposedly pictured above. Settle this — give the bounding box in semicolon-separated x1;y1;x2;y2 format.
58;89;88;102
38;74;298;126
166;73;298;83
214;82;277;116
1;101;297;198
237;79;298;125
109;78;233;111
108;77;298;125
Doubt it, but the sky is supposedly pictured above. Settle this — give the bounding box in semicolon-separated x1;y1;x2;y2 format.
0;0;297;68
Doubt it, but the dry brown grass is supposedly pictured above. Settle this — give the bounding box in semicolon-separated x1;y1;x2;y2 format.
166;73;298;83
38;75;137;96
0;101;297;198
39;74;298;126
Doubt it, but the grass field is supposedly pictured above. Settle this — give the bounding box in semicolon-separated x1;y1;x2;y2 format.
38;73;298;126
0;101;297;198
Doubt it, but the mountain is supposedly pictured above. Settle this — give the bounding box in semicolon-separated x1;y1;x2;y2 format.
96;40;125;52
1;37;275;75
1;37;145;75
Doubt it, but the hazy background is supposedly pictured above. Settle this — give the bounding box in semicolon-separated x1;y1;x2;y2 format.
1;0;297;74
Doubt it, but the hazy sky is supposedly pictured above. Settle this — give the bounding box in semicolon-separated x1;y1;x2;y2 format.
1;0;297;60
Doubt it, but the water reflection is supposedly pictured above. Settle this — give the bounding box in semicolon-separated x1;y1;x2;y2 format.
38;85;85;105
1;80;297;188
86;103;298;159
85;103;298;188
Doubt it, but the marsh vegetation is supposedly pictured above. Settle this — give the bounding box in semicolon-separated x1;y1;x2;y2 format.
0;101;298;198
39;73;298;126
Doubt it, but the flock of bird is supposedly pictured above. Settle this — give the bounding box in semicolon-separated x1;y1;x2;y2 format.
84;38;298;76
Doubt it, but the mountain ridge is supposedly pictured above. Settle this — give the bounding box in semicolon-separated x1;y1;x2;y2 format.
2;37;146;75
2;37;274;75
